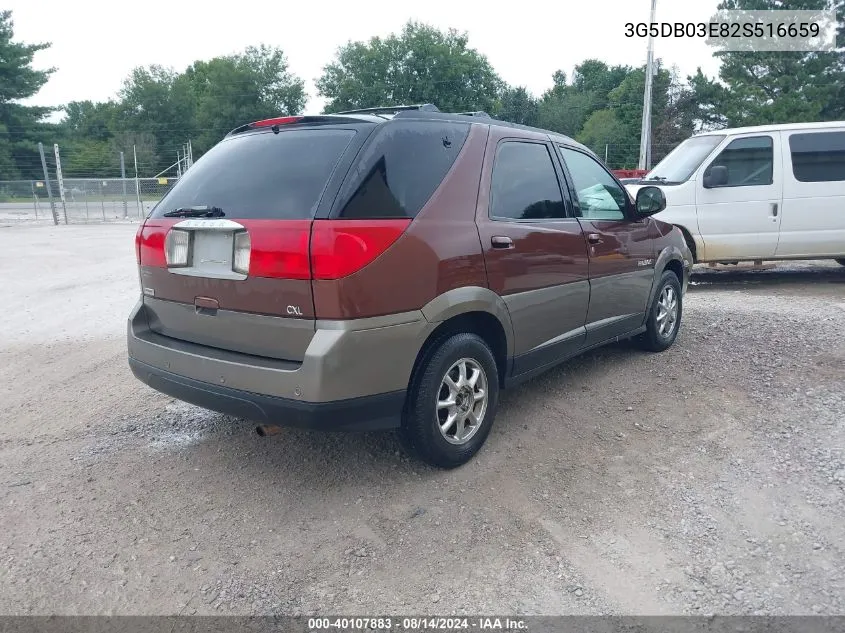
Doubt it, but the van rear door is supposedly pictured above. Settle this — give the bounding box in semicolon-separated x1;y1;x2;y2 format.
777;128;845;258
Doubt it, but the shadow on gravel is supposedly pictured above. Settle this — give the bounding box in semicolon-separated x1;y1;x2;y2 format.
689;264;845;292
161;340;644;491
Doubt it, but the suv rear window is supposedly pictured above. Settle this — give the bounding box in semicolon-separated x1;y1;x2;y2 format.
151;128;356;219
335;120;471;219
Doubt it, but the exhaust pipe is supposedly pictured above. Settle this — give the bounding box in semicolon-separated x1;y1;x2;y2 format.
256;425;283;437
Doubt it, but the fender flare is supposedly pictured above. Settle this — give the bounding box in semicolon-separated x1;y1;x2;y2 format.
645;245;690;309
420;286;516;359
673;224;703;263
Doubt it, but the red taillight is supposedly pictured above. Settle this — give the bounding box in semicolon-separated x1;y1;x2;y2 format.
310;219;411;280
135;217;410;281
239;220;312;280
136;220;176;268
135;223;143;263
252;116;303;128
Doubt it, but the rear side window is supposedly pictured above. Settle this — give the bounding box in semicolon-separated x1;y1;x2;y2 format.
152;128;356;219
336;121;470;219
489;141;565;220
789;131;845;183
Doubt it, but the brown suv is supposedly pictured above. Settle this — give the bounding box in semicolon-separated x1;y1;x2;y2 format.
128;104;692;468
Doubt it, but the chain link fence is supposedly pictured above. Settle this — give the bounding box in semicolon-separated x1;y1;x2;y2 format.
0;177;180;224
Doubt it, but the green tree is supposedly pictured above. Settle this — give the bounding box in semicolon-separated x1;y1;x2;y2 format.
179;45;306;153
692;0;845;126
104;45;304;174
531;59;700;168
605;65;672;166
576;109;628;163
652;68;699;162
62;100;119;142
537;89;595;138
495;86;539;126
116;65;194;172
535;61;634;139
316;21;504;114
571;60;632;110
0;10;55;179
109;131;158;175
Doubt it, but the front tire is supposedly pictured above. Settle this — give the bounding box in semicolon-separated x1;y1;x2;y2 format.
401;333;499;469
638;271;683;352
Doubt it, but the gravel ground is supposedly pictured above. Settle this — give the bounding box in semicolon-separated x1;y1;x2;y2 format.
0;223;843;615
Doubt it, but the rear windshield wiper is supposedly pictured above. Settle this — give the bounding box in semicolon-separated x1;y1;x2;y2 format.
162;206;225;218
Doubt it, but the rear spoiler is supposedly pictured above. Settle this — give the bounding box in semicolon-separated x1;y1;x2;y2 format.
335;104;441;116
454;111;492;118
226;115;367;137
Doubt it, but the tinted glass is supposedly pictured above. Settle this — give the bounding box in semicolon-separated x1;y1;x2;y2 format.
489;142;565;220
337;121;470;219
152;128;356;219
789;131;845;183
706;136;773;187
558;146;628;220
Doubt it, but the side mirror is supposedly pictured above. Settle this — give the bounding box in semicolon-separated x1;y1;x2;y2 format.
703;165;728;188
635;186;666;217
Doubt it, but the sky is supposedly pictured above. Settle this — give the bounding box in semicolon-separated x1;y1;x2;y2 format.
9;0;724;116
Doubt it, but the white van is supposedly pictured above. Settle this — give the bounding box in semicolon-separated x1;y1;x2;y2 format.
626;122;845;266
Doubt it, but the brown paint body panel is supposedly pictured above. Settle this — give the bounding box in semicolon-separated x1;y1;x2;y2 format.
474;126;591;358
579;216;656;346
312;124;490;320
140;266;315;318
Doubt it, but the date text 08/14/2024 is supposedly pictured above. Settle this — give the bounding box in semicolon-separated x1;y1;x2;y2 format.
307;617;528;631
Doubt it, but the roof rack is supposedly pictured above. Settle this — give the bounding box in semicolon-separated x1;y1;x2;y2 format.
335;104;441;116
454;111;492;118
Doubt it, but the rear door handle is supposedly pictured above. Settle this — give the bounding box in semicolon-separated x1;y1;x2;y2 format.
771;202;779;217
491;236;514;249
587;233;603;245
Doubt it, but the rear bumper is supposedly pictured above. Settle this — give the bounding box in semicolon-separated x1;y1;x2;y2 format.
128;357;405;431
127;299;434;431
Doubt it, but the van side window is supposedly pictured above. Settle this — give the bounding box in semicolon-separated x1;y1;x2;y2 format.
558;146;627;220
789;131;845;183
489;142;566;220
704;136;773;187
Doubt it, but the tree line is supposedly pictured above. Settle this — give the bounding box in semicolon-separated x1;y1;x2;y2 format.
1;0;843;180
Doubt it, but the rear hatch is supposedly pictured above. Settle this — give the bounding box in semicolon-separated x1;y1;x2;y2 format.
135;119;369;361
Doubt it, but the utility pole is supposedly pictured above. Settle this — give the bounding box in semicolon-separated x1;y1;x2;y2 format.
38;143;58;225
133;145;143;217
638;0;658;171
120;151;129;218
54;144;68;224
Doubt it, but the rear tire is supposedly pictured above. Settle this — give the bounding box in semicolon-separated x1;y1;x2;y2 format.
637;271;683;352
400;333;499;469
